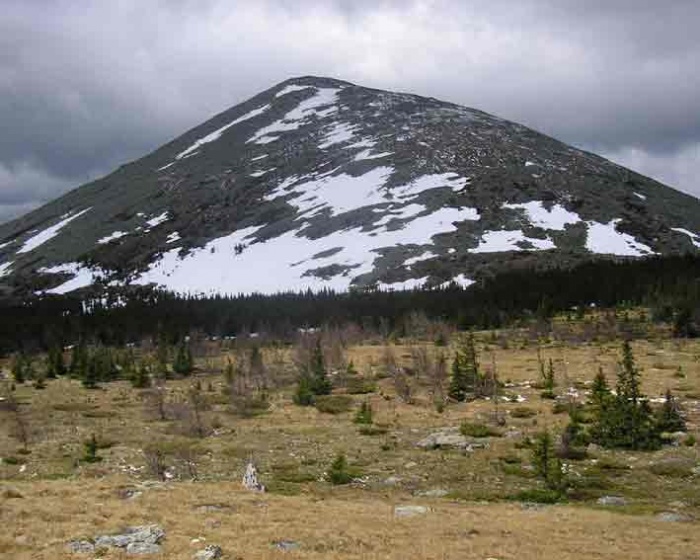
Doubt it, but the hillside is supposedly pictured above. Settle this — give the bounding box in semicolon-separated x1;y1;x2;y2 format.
0;76;698;297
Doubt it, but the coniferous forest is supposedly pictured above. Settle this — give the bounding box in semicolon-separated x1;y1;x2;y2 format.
0;254;698;353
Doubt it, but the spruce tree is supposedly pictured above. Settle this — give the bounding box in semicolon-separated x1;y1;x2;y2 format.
655;389;686;433
590;366;611;408
309;339;331;396
448;332;479;401
531;429;564;491
131;363;151;388
11;354;25;384
173;341;193;376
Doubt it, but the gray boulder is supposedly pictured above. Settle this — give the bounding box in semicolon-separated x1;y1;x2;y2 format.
394;505;429;517
656;511;694;523
91;524;165;554
596;496;628;506
194;544;223;559
416;428;486;451
67;540;95;554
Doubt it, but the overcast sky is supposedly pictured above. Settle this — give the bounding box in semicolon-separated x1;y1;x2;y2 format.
1;0;699;224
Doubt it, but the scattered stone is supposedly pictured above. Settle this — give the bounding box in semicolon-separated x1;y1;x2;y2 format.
126;542;162;554
204;518;221;529
67;540;95;553
242;462;265;492
597;496;628;506
503;430;522;439
404;461;418;469
691;465;700;476
394;505;429;517
194;503;234;513
87;525;164;554
194;544;223;559
273;540;301;551
415;488;449;498
117;488;143;500
656;511;694;523
383;475;402;486
1;486;23;499
416;428;487;451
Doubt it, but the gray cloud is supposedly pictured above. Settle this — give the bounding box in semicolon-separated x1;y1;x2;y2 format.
1;0;699;224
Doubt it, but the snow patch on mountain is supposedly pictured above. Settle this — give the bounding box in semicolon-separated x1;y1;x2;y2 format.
473;230;555;253
17;208;91;254
671;227;700;248
404;251;436;267
176;104;270;159
585;220;654;256
378;277;428;291
319;122;356;149
275;84;313;97
0;261;12;278
39;262;104;295
146;212;170;228
503;201;581;231
135;198;481;296
98;231;128;244
166;232;181;244
248;87;339;144
354;150;393;161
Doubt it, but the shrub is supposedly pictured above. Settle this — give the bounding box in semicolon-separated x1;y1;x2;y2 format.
328;453;357;485
345;377;377;394
315;395;353;415
460;422;501;438
358;425;388;436
513;488;564;504
82;434;102;464
511;407;537;418
353;401;373;424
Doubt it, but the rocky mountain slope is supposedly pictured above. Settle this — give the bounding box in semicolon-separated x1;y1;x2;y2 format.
0;76;698;297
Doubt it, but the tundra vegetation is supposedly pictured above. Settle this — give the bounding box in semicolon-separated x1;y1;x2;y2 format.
1;305;699;559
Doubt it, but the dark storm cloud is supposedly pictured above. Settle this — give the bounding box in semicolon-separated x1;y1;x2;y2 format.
1;0;699;224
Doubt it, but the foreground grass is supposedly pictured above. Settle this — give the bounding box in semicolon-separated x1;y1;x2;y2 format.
1;330;699;558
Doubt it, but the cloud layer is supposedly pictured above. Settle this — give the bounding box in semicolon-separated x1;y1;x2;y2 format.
2;0;699;223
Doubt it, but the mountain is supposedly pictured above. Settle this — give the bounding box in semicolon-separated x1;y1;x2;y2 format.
0;76;699;298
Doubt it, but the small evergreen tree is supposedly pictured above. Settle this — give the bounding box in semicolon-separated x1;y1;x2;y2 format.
448;332;480;401
531;429;564;491
329;452;353;485
540;358;556;399
309;339;331;396
46;346;66;379
131;363;151;388
590;341;660;450
293;374;315;406
33;371;46;390
354;400;373;425
590;366;611;408
82;434;102;463
655;389;686;433
172;340;194;376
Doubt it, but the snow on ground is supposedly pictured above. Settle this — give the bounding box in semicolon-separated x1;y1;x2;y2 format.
403;251;436;267
248;88;339;144
38;262;104;295
585;220;654;256
0;261;12;277
393;172;469;199
671;227;700;248
354;150;393;161
166;232;181;244
503;201;581;231
157;162;176;172
319;122;356;149
0;241;12;250
251;154;268;161
97;231;128;244
472;230;556;253
451;274;475;288
346;138;377;149
633;192;647;201
250;168;275;178
377;277;428;291
17;208;91;254
135;180;481;296
176;104;270;159
525;161;537;166
146;212;170;228
275;84;313;97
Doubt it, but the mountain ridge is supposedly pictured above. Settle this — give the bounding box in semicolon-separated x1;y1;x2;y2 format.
0;76;699;297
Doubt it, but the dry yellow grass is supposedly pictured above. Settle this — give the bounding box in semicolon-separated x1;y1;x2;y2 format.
2;478;699;559
1;329;699;558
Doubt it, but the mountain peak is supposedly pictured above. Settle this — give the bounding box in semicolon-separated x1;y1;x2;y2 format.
0;78;698;298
